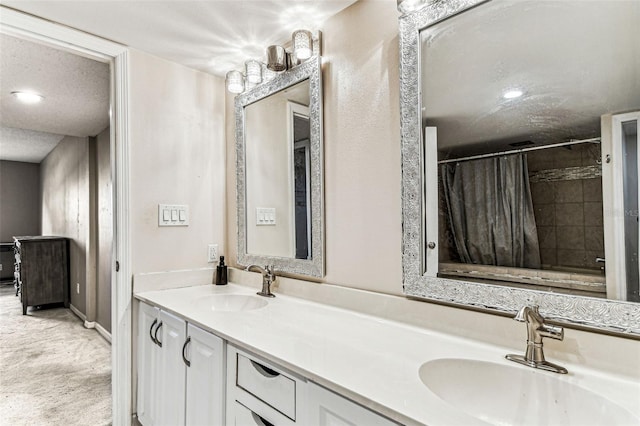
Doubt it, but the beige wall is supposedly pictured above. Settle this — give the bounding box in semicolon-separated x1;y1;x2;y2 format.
96;127;112;332
226;0;402;293
41;135;90;313
0;160;41;242
129;49;226;275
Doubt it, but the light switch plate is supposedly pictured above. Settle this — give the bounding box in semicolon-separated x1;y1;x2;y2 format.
256;207;276;226
158;204;189;226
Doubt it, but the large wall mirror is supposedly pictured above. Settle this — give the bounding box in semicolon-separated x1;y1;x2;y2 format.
236;57;324;277
399;0;640;336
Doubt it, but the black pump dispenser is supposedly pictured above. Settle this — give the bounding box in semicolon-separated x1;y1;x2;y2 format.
215;256;228;285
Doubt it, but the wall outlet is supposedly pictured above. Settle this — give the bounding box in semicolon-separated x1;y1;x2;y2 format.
76;283;80;294
0;264;3;271
207;244;218;263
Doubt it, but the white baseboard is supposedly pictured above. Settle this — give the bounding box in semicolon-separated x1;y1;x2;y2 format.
95;321;112;343
70;304;112;343
69;303;86;322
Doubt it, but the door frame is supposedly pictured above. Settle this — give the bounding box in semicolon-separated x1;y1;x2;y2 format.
0;7;132;424
602;111;640;301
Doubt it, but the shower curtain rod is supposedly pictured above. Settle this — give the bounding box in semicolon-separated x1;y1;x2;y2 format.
437;137;601;165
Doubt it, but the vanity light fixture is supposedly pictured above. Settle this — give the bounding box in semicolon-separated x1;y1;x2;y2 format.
397;0;432;15
226;70;245;94
11;90;44;104
292;29;313;61
225;29;319;95
503;89;524;99
245;60;263;84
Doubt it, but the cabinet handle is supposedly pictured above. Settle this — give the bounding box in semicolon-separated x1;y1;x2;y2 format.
149;319;158;344
182;337;191;367
249;360;280;378
154;321;163;347
251;412;274;426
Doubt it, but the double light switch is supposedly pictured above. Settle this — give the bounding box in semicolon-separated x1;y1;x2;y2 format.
158;204;189;226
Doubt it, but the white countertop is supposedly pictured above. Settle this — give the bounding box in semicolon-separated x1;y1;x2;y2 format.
135;283;640;426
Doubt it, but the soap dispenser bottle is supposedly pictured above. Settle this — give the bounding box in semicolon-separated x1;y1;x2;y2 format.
215;256;228;285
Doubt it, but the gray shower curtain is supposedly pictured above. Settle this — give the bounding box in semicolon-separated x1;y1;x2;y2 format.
441;154;541;269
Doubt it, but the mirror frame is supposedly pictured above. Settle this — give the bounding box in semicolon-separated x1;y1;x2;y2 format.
399;0;639;337
236;56;324;277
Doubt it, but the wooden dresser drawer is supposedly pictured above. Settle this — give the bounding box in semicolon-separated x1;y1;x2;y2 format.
236;353;296;420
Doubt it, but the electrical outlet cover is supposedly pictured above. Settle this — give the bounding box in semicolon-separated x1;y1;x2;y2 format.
208;244;218;263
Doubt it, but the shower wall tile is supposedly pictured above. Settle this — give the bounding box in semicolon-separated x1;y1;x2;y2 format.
556;203;584;226
531;182;554;205
585;227;605;251
537;226;556;249
552;147;583;168
540;248;557;266
534;204;555;226
584;202;604;227
583;178;603;202
555;180;583;203
556;226;585;250
557;249;586;267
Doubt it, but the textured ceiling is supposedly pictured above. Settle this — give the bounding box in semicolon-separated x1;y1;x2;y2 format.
0;34;110;163
421;0;640;156
1;0;357;77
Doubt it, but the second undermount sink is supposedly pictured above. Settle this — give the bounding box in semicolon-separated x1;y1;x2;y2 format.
419;358;638;426
195;294;268;312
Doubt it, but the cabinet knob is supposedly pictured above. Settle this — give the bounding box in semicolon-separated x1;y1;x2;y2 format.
428;242;436;249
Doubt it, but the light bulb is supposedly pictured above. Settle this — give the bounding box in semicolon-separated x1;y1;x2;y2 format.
292;29;313;61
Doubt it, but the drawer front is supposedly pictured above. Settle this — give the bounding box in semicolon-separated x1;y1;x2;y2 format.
234;401;278;426
237;354;296;420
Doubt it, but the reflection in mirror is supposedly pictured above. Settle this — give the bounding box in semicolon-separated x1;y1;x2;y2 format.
420;0;640;303
399;0;640;336
236;57;323;278
245;80;311;259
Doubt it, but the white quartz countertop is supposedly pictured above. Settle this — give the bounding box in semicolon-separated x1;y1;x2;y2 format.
135;283;640;426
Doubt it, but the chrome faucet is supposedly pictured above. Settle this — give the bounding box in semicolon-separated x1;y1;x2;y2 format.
506;305;568;374
246;265;277;298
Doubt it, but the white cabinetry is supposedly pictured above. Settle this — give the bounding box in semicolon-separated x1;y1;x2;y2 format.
307;383;398;426
185;324;225;425
136;302;224;426
226;345;306;426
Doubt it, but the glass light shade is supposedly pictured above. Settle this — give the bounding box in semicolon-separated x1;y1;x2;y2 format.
292;29;313;61
397;0;430;14
245;60;262;84
225;70;244;94
266;45;287;72
262;67;277;82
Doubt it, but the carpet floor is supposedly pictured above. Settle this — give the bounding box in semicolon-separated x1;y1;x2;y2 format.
0;284;111;425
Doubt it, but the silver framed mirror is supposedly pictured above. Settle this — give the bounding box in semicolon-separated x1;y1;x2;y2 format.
399;0;640;337
236;56;324;277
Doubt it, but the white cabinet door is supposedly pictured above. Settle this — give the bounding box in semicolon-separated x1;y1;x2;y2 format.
307;384;397;426
157;310;187;426
185;324;225;426
137;302;160;426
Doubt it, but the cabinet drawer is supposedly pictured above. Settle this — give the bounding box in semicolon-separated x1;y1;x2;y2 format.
237;353;296;420
234;401;278;426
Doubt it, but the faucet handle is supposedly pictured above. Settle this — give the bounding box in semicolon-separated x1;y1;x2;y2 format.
513;305;538;322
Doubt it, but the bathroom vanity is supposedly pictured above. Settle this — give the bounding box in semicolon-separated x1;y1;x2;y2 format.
134;282;640;426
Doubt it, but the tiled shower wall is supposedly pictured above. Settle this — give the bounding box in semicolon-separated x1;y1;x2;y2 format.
528;144;604;271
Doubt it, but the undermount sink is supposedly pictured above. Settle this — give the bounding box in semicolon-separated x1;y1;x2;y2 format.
419;358;638;425
195;294;268;312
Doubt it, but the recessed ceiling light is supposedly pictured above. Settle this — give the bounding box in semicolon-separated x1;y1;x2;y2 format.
503;89;524;99
11;91;44;104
